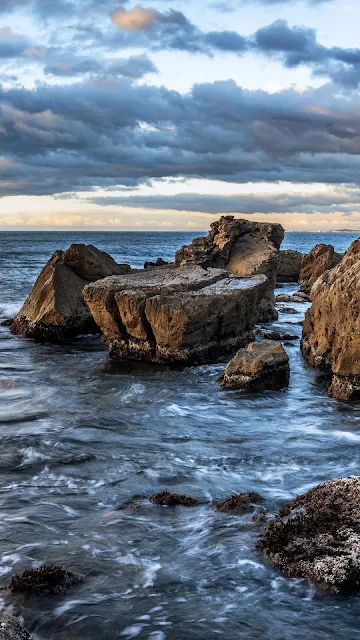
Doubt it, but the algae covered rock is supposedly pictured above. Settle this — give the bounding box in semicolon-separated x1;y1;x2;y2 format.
260;476;360;594
9;565;83;596
149;490;197;506
219;341;290;391
0;615;33;640
214;492;262;514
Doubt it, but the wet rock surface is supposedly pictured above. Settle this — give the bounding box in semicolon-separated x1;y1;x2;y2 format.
10;245;130;341
174;216;284;322
0;615;33;640
149;490;198;506
84;266;268;364
9;565;83;596
219;340;290;391
261;476;360;594
299;244;343;293
261;330;299;341
302;239;360;400
277;250;303;283
214;492;262;514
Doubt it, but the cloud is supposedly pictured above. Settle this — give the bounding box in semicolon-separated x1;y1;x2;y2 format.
1;77;360;199
111;6;160;30
89;187;360;215
44;53;157;79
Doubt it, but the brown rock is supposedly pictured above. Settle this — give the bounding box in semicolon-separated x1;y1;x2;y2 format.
144;257;169;269
219;341;290;391
277;249;303;282
299;244;343;292
214;492;262;514
260;476;360;594
149;490;197;506
11;244;130;341
174;216;284;322
275;294;306;304
9;565;83;596
301;239;360;399
84;266;268;364
0;615;33;640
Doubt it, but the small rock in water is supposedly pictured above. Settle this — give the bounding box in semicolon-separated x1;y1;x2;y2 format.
0;614;33;640
0;319;13;327
144;257;169;269
278;307;298;314
214;492;262;514
262;331;299;341
149;490;197;507
260;475;360;594
219;341;290;391
9;565;83;596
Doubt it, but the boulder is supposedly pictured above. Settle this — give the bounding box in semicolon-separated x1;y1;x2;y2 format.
301;239;360;400
275;294;306;304
299;244;343;293
84;266;268;364
277;249;303;282
260;476;360;594
214;492;262;514
174;216;284;322
149;490;197;506
0;615;33;640
219;341;289;391
11;244;130;341
9;565;83;596
144;257;169;269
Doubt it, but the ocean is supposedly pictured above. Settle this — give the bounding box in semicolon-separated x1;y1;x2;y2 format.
0;230;360;640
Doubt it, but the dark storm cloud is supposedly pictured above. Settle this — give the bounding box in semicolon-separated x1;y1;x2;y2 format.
89;189;360;215
1;78;360;198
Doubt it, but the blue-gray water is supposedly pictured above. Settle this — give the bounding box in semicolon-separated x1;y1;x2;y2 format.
0;231;360;640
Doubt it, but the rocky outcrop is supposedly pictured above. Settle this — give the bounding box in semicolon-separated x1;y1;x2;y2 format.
11;244;130;341
219;341;289;391
84;266;268;364
144;257;169;269
299;244;343;293
260;476;360;594
277;249;303;282
174;216;284;322
301;240;360;400
0;615;33;640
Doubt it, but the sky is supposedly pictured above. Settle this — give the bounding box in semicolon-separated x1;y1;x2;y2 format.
0;0;360;231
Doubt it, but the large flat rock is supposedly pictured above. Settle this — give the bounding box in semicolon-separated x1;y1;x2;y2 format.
84;266;268;364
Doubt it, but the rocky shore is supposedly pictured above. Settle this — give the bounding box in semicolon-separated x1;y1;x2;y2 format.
4;216;360;636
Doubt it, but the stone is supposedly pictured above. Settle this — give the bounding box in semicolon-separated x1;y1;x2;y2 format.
261;331;299;341
277;249;303;282
278;307;298;314
84;266;268;364
0;615;33;640
219;340;290;391
214;492;262;514
11;244;130;341
301;239;360;399
299;244;343;293
144;257;169;269
260;476;360;594
149;490;197;506
275;294;306;304
9;565;83;596
174;216;284;322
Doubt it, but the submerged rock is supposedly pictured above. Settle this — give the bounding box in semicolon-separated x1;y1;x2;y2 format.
219;341;290;391
260;476;360;594
0;615;33;640
299;244;343;293
278;307;298;314
9;565;83;596
11;244;130;342
149;490;197;506
261;330;299;341
214;492;262;514
84;266;267;364
301;239;360;400
174;216;284;322
277;249;303;283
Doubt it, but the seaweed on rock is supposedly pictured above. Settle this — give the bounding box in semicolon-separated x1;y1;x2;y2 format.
9;565;83;596
214;492;262;514
149;490;198;507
